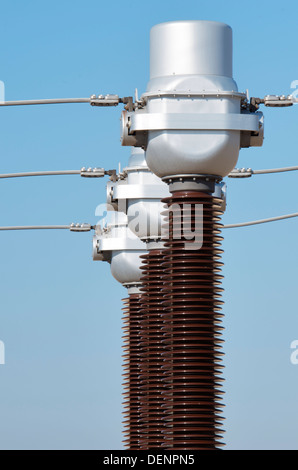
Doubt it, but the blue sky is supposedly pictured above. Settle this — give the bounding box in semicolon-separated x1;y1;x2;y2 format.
0;0;297;450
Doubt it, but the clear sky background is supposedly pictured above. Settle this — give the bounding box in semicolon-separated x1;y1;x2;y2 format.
0;0;297;450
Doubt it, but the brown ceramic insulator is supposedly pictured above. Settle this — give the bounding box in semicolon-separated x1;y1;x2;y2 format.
160;191;225;450
138;249;167;449
122;293;144;449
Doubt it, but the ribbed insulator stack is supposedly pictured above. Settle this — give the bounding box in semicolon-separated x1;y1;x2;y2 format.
122;294;144;449
161;191;225;450
139;249;167;449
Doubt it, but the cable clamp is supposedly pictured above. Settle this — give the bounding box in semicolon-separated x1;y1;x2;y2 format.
229;168;253;178
69;223;93;232
80;167;105;178
249;94;296;111
89;94;120;107
264;95;294;107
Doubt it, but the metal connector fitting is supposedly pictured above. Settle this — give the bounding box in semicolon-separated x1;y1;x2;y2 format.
80;167;117;180
90;94;120;107
69;223;92;232
264;95;294;107
80;167;105;177
229;168;253;178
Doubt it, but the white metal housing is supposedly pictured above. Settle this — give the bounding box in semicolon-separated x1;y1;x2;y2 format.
108;148;170;239
121;21;264;178
93;212;147;288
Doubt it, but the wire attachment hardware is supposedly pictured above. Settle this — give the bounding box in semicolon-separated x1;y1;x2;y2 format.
80;167;105;178
228;168;253;178
247;94;298;112
89;94;120;107
69;223;93;232
264;95;295;107
89;94;135;111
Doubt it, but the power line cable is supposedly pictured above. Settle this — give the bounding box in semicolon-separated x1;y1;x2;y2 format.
0;225;70;230
0;168;115;179
0;170;80;179
0;94;125;107
0;213;297;232
0;224;93;232
223;212;298;228
252;166;298;175
0;98;90;106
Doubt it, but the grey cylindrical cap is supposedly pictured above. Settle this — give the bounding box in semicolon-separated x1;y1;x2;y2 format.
150;21;233;79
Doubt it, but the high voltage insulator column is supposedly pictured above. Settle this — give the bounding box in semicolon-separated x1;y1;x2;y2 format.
121;20;264;449
93;210;147;449
139;243;167;449
122;292;144;449
114;149;170;448
99;148;170;448
161;190;225;450
139;185;225;450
